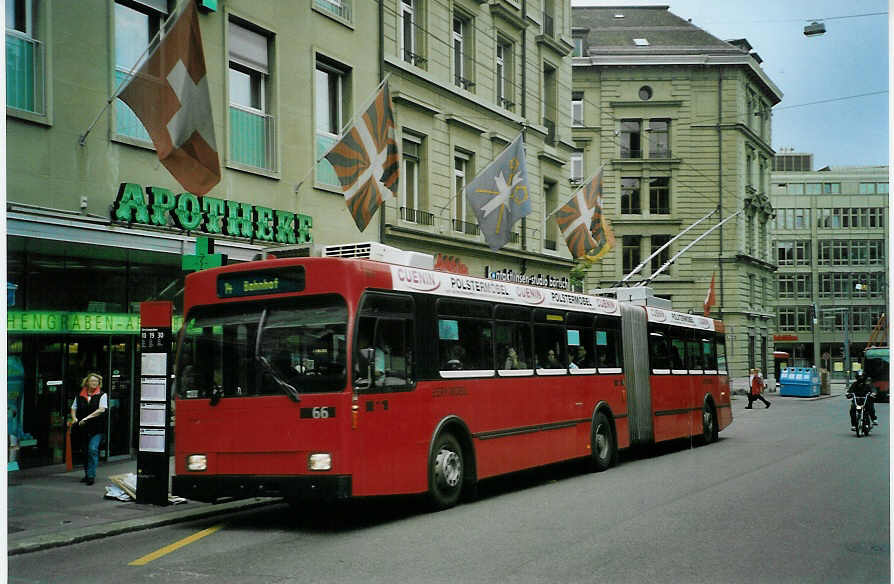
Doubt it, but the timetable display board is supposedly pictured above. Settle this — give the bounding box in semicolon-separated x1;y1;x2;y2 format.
137;301;173;506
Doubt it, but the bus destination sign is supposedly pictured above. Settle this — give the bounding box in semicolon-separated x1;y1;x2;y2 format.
217;267;306;298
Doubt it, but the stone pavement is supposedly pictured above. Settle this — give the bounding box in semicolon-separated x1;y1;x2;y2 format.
7;456;277;556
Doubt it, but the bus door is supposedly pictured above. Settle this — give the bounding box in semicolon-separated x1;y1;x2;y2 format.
353;297;416;495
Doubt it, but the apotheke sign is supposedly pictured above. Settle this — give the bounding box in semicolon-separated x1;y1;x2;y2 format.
112;183;313;244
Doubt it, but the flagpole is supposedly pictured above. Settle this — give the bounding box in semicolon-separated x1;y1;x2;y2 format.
294;73;392;194
78;0;188;146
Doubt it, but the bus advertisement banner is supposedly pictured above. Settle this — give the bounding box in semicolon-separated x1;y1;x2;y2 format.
391;265;620;315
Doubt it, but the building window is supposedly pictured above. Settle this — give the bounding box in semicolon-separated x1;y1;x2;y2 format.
650;235;671;275
822;182;841;194
648;177;669;214
453;14;473;90
621;178;641;214
400;0;420;65
787;183;805;195
868;240;884;264
648;119;669;158
569;153;583;184
745;211;755;256
453;152;476;234
622;236;641;276
859;182;876;194
229;20;275;171
805;183;821;195
778;307;795;331
315;0;352;21
315;59;348;186
779;274;811;300
542;63;557;145
778;241;810;266
620;120;641;158
544;181;558;251
748;274;755;309
496;38;513;109
114;1;165;141
401;135;430;224
571;92;583;126
6;0;45;115
572;36;584;57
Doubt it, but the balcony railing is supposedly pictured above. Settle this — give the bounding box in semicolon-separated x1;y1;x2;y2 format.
314;0;352;20
7;31;45;115
649;145;671;158
544;238;557;251
400;207;434;225
620;147;642;159
230;105;276;172
543;117;556;145
402;50;427;66
452;219;480;236
455;75;475;90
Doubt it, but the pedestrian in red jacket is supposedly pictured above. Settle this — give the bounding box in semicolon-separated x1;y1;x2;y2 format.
746;368;771;409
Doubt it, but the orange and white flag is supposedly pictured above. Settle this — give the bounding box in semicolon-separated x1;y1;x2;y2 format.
703;272;717;316
117;2;220;195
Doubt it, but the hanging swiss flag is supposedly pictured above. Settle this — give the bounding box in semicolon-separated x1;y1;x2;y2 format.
117;1;220;196
704;272;717;317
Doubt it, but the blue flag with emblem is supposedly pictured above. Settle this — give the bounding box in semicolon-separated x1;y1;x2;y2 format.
465;134;531;251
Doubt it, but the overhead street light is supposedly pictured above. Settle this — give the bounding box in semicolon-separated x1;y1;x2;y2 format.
804;21;827;37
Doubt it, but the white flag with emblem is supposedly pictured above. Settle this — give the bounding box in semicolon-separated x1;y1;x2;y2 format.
117;1;220;195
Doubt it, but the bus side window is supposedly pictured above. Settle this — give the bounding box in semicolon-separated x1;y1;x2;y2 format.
649;330;670;371
669;336;686;370
716;334;728;372
595;316;622;370
438;318;493;372
685;338;702;371
702;337;717;371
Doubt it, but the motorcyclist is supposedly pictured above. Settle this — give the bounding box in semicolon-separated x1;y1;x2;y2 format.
847;372;877;430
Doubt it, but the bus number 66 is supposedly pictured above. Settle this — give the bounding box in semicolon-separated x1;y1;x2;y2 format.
301;407;335;419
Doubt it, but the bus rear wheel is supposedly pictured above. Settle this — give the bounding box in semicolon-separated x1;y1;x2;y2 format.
590;412;616;472
428;432;464;509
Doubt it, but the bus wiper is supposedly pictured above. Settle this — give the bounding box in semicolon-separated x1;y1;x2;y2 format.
256;355;301;402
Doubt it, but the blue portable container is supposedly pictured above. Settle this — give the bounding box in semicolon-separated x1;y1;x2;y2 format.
779;366;820;397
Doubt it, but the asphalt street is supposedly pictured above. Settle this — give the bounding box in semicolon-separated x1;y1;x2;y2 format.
9;394;890;584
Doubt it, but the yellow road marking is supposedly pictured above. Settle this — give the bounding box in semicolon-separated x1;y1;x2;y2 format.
128;523;225;566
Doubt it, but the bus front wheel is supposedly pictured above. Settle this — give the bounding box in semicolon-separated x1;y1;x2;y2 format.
590;412;616;472
428;432;464;509
702;402;718;444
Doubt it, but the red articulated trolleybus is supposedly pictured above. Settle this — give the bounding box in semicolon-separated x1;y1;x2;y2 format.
172;243;732;509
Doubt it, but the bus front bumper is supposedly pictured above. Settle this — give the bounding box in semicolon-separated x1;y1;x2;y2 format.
172;474;352;503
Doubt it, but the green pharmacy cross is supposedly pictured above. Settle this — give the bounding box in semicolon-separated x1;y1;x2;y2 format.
182;236;227;272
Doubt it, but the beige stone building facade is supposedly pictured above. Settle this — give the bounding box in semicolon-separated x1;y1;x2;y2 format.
569;6;782;380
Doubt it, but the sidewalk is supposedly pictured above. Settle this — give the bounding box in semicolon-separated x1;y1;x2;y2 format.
7;456;277;556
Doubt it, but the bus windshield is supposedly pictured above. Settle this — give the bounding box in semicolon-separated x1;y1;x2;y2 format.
176;295;348;400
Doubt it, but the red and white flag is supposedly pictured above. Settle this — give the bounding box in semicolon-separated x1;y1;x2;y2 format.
703;272;717;316
117;1;220;195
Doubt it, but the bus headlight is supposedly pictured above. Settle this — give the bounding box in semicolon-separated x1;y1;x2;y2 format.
308;453;332;471
186;454;207;471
